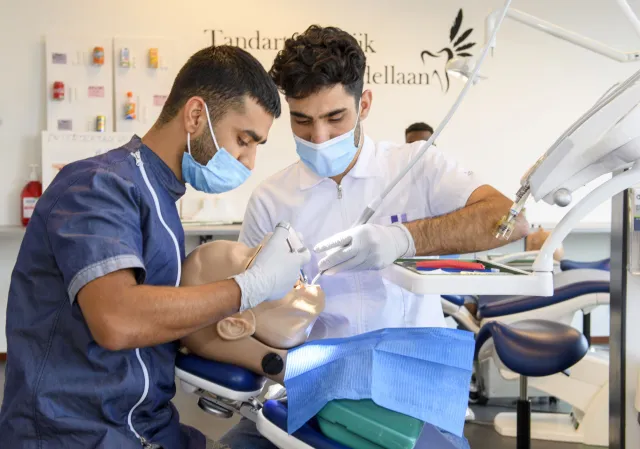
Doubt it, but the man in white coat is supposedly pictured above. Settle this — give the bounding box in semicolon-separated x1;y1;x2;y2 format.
220;24;528;449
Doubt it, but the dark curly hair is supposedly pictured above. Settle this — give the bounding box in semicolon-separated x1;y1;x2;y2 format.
269;25;366;105
158;45;281;125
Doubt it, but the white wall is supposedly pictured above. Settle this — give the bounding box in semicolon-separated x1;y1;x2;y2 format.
3;0;640;224
1;0;639;350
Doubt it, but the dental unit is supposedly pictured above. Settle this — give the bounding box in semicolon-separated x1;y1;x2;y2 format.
175;1;640;447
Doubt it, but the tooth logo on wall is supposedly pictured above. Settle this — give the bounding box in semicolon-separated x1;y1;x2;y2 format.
421;9;475;93
205;10;475;91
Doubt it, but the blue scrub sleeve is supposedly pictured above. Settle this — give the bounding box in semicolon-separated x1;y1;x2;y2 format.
47;170;146;303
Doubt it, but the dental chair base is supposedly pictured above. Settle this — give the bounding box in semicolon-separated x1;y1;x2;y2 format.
446;268;610;408
475;320;589;449
494;408;607;446
175;353;265;422
479;343;609;446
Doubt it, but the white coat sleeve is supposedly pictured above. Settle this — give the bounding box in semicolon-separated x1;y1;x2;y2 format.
239;191;274;248
423;147;484;217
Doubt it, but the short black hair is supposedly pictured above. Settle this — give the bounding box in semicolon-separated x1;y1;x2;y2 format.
269;25;366;103
405;122;434;135
158;45;281;125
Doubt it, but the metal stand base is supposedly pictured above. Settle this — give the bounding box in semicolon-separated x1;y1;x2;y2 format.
517;376;531;449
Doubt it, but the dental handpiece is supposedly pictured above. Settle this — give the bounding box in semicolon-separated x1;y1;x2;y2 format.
275;222;308;283
494;186;530;240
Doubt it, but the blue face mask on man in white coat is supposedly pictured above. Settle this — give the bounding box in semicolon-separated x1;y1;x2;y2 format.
288;96;417;277
294;109;361;178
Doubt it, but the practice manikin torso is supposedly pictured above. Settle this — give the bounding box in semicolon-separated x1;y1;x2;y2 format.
180;238;325;383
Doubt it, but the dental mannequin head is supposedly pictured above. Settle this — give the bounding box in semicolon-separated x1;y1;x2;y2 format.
269;25;372;183
180;238;325;383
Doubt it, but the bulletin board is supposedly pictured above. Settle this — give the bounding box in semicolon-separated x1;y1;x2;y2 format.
45;36;114;133
41;131;134;189
113;36;208;135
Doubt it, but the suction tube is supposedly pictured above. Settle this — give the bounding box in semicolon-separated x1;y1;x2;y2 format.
353;0;515;227
313;0;515;284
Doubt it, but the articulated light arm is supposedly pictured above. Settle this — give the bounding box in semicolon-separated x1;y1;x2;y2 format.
533;163;640;272
616;0;640;39
485;4;640;62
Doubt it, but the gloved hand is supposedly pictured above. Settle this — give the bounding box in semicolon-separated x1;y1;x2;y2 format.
314;223;416;275
233;225;311;311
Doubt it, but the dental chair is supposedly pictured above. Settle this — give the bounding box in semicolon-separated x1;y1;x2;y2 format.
442;258;610;335
175;318;589;449
475;319;589;449
440;256;610;446
175;353;349;449
178;238;463;449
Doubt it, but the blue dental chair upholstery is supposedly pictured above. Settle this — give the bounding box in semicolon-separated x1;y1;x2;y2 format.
474;320;588;377
441;295;467;307
262;400;352;448
560;258;610;272
175;352;265;392
175;354;351;448
477;281;609;319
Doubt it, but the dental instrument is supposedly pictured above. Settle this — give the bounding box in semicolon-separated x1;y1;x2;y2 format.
276;222;309;283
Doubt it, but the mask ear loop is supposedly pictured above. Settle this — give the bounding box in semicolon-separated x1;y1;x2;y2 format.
353;104;363;147
186;102;219;158
203;102;221;152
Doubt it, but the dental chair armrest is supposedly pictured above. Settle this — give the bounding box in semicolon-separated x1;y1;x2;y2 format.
490;251;541;264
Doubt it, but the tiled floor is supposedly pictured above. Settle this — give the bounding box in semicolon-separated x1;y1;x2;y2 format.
0;361;597;448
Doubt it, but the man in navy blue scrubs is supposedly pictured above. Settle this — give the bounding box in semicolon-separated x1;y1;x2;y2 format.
0;45;309;449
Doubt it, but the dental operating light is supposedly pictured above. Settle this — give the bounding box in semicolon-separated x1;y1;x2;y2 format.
445;57;487;84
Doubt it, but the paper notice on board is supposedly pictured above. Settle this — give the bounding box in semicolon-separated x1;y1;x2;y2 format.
57;120;72;131
52;53;67;64
153;95;168;107
88;86;105;98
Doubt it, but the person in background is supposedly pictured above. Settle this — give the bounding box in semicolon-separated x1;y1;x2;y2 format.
405;121;434;143
219;25;528;449
0;45;310;449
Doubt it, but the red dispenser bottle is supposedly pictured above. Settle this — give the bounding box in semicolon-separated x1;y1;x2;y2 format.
21;165;42;226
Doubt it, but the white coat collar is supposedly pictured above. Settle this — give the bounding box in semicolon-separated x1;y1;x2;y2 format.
298;135;382;191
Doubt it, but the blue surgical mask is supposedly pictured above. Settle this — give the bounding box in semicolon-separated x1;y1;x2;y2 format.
294;110;361;177
182;103;251;194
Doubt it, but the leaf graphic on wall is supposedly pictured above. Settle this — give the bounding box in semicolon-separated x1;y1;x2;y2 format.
453;29;473;47
450;9;463;42
456;42;476;52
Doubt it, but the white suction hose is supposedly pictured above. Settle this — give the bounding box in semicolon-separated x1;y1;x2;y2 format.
352;0;514;227
311;0;515;285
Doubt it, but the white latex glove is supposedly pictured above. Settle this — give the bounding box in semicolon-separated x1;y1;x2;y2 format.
233;225;311;311
314;223;416;275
